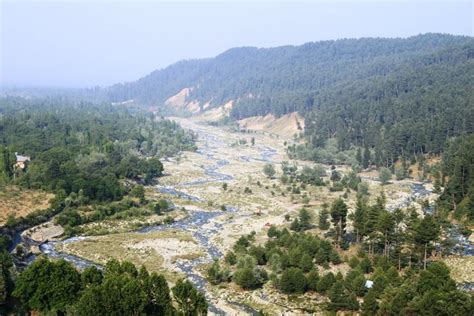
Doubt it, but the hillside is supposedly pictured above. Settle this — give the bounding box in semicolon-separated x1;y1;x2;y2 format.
107;33;472;114
106;34;474;164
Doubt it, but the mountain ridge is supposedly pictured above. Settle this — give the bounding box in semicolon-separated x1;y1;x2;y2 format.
105;33;472;115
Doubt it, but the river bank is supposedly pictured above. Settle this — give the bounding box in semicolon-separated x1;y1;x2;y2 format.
8;117;474;314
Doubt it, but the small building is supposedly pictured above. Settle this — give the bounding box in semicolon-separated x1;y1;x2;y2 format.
365;280;374;289
15;152;30;170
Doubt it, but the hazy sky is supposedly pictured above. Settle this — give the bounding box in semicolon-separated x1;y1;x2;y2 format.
1;0;472;88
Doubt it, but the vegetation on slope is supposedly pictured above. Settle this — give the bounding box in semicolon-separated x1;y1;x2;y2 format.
106;34;473;167
0;96;196;246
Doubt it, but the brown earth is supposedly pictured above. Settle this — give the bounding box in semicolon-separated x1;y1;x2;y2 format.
0;186;54;225
238;112;304;138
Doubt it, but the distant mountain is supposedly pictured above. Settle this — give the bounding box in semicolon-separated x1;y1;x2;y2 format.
107;33;473;163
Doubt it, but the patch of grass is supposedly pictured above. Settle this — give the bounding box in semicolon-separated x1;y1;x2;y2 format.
59;229;198;274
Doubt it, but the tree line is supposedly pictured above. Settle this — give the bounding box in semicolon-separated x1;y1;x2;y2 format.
1;255;207;315
0;96;196;258
102;34;473;168
0;96;195;201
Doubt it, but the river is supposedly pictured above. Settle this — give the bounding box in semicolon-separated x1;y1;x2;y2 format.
9;121;474;313
12;123;276;315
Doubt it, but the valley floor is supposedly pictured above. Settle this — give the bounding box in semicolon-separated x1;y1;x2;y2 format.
35;117;460;314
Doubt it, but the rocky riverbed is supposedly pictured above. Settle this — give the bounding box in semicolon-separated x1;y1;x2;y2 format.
10;117;474;314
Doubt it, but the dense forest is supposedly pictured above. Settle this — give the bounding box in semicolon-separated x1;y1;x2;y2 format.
1;33;473;315
0;97;196;235
438;135;474;222
0;95;195;238
0;97;205;314
0;97;195;194
101;34;474;165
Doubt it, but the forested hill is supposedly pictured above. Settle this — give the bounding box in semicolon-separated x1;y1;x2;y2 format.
106;33;472;116
106;33;473;163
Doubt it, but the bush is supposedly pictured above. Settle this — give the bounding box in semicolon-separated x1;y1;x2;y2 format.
207;259;230;285
225;252;237;265
234;268;258;289
378;167;392;185
263;164;276;178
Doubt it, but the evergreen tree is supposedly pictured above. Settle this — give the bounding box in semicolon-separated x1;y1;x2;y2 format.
377;211;395;257
330;198;348;247
352;275;367;297
263;163;276;178
347;292;360;311
362;289;379;316
316;272;335;293
279;268;307;294
13;258;82;313
378;167;392;185
234;268;258;289
81;266;103;287
356;148;363;165
298;208;311;230
172;279;208;315
318;204;330;230
299;254;313;272
352;196;367;243
328;280;348;311
363;146;371;169
414;215;440;269
306;269;319;291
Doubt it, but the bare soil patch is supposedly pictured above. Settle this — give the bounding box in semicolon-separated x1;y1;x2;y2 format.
0;186;54;225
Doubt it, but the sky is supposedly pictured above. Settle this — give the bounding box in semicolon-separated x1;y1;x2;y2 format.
1;0;473;88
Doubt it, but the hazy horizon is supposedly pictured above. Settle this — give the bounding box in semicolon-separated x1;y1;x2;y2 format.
1;0;473;88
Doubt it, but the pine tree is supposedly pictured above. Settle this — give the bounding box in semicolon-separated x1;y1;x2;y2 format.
279;268;307;294
363;146;371;169
352;275;367;297
328;280;348;311
362;289;379;315
318;204;330;230
306;269;319;291
353;196;367;243
347;292;360;311
377;211;395;256
330;198;348;247
316;272;335;293
414;215;440;269
172;279;208;315
299;254;313;272
298;208;311;230
356;147;363;165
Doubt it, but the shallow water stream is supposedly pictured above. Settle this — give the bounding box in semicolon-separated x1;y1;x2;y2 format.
11;123;473;313
14;124;274;315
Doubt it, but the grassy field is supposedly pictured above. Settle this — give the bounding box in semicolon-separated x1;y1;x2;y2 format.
58;229;203;282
